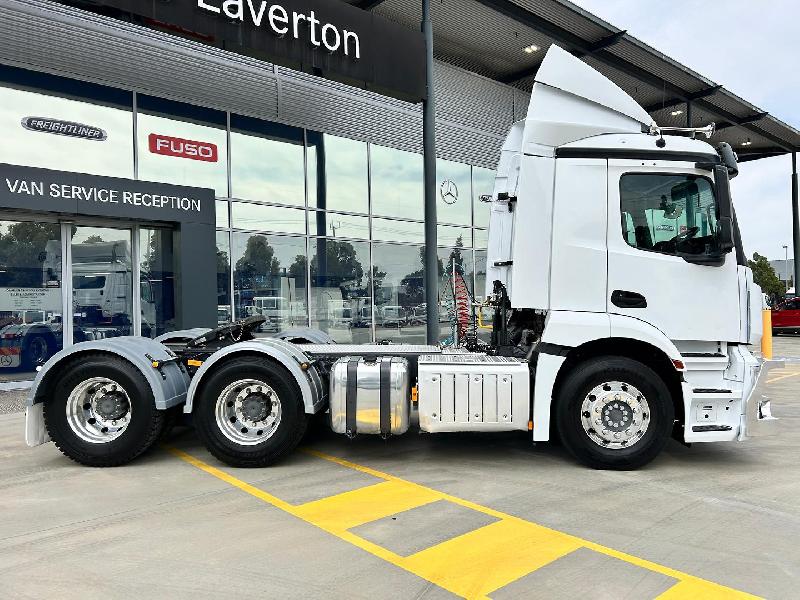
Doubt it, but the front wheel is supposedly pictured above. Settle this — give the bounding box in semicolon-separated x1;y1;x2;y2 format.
193;357;308;467
555;357;674;470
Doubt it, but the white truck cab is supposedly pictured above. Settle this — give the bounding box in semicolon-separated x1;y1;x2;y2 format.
24;46;779;471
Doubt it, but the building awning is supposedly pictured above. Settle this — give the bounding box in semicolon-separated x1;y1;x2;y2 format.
353;0;800;161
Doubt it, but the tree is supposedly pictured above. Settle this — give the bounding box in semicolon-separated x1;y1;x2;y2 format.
748;252;785;299
84;235;105;244
234;235;280;288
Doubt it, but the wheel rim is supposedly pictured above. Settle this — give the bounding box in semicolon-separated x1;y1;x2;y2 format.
66;377;132;444
580;381;651;450
214;379;282;446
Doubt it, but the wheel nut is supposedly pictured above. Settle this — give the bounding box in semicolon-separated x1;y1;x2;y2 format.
83;403;91;410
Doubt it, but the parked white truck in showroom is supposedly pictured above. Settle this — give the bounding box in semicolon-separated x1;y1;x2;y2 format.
25;46;778;470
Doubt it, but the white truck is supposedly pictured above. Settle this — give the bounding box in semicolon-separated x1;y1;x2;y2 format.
24;46;779;470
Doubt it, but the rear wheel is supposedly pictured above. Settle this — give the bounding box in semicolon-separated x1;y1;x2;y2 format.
555;357;674;470
194;357;307;467
43;354;165;466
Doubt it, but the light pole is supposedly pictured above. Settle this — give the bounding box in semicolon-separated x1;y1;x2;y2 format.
784;244;789;293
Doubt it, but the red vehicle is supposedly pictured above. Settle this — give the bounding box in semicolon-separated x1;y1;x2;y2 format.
772;297;800;335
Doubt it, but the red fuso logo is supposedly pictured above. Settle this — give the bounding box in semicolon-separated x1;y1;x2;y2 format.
148;133;218;162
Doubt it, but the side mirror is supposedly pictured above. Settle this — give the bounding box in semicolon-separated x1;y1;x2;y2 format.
714;164;735;253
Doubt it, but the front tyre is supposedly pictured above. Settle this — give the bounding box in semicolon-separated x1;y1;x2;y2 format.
555;357;674;470
43;354;165;466
194;357;307;468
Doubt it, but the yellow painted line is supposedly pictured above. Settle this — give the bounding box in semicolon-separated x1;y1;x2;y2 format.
403;518;581;598
766;370;800;384
167;446;759;599
294;479;440;531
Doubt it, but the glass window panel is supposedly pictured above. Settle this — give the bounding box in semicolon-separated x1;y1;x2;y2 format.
473;167;496;229
139;228;176;338
437;158;472;226
0;85;133;178
71;226;133;339
371;243;426;343
215;200;230;229
0;220;63;378
438;225;472;248
231;202;306;235
474;228;488;249
370;144;423;220
307;133;369;214
309;211;370;240
231;116;305;206
372;218;425;244
137;98;227;195
437;245;474;343
216;231;231;324
232;232;307;334
309;237;372;343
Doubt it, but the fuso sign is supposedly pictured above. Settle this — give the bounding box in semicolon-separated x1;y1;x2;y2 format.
148;133;219;163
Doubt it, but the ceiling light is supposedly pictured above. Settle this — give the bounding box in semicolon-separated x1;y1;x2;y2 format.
523;44;539;54
670;109;683;116
742;139;752;146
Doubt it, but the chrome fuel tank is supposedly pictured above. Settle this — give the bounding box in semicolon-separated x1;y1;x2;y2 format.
329;356;410;436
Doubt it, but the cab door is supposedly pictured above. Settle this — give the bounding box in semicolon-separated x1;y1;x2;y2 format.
606;160;740;342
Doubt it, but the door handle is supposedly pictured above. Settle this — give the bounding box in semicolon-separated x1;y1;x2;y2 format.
611;290;647;309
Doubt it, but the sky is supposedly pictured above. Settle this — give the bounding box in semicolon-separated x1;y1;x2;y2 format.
571;0;799;261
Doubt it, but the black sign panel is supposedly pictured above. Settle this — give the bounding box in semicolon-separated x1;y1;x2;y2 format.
0;163;215;225
21;117;108;141
57;0;427;103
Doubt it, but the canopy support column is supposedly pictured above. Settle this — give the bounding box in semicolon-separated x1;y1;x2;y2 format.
422;0;439;343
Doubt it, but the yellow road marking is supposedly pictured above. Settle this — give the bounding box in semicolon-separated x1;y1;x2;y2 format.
766;370;800;384
167;446;759;599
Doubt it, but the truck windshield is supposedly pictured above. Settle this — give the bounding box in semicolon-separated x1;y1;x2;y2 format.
620;173;719;257
73;275;106;290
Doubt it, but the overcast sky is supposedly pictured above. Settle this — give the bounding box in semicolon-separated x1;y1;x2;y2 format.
571;0;799;261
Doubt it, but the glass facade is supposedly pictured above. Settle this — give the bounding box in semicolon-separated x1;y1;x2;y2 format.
0;63;497;350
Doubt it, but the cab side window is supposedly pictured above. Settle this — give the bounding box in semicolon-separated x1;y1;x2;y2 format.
620;174;719;257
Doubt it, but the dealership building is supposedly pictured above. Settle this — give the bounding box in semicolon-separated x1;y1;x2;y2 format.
0;0;798;379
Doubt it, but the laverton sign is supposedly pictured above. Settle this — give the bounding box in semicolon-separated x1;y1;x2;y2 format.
197;0;361;58
57;0;426;102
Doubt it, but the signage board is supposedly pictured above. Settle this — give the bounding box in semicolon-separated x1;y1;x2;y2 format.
0;163;215;225
149;133;219;162
21;117;108;141
0;288;61;312
56;0;427;103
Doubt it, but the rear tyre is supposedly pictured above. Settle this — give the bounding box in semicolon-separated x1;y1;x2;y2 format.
555;357;674;470
194;357;307;467
43;354;165;466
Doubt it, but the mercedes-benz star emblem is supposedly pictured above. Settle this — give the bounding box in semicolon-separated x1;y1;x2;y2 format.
439;179;459;205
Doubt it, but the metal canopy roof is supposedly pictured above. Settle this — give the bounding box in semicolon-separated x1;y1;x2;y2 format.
352;0;800;161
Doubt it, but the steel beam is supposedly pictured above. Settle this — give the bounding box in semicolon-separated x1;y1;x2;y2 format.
422;0;439;343
354;0;389;9
644;85;722;113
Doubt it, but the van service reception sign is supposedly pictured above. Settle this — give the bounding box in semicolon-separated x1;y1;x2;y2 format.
0;163;215;225
57;0;427;102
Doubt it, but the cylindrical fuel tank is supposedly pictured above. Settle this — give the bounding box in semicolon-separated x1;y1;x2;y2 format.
329;356;410;436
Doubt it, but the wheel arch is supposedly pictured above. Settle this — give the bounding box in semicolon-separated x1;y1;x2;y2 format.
551;337;685;427
184;340;324;416
29;337;190;411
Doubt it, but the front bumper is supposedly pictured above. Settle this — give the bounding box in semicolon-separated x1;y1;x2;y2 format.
740;359;783;439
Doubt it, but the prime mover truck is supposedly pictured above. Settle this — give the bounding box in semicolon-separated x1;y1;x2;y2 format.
24;46;779;470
